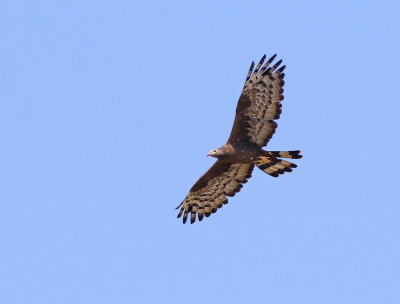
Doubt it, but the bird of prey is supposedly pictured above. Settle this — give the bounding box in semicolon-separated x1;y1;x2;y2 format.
176;54;302;224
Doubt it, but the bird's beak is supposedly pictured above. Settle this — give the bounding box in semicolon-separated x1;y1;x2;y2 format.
206;152;212;156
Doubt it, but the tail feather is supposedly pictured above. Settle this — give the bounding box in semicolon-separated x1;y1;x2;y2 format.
255;155;298;178
266;150;302;159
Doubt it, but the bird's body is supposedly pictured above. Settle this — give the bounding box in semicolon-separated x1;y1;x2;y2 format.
212;142;259;163
177;54;302;224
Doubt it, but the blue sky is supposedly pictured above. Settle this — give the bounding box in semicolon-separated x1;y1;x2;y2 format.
1;1;399;303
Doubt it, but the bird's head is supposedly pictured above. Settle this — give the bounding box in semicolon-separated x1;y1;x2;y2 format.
207;148;224;158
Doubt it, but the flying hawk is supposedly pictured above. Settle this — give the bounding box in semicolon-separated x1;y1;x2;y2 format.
176;54;302;224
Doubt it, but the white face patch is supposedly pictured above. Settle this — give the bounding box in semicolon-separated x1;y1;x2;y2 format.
207;149;219;157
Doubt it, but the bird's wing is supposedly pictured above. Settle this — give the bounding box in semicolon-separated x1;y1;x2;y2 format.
176;160;254;224
227;54;285;147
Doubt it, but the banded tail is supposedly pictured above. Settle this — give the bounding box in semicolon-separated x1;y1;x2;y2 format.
255;150;302;177
264;150;302;159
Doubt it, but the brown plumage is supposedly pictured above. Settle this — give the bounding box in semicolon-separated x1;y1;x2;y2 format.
176;54;302;224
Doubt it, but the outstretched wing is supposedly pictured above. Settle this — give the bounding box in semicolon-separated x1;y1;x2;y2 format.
228;54;285;147
176;160;254;224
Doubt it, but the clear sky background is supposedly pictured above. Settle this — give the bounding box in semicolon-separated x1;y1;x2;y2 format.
1;1;399;303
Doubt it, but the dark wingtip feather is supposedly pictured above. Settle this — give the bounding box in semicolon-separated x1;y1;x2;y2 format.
271;59;283;72
253;55;267;75
245;61;255;82
249;61;255;70
262;67;272;76
259;54;278;75
268;54;277;63
259;55;267;65
257;55;266;67
175;201;184;210
277;65;286;73
177;207;184;218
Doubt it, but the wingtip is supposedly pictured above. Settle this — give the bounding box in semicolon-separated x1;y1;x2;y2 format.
277;65;286;73
175;201;184;210
269;54;277;62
